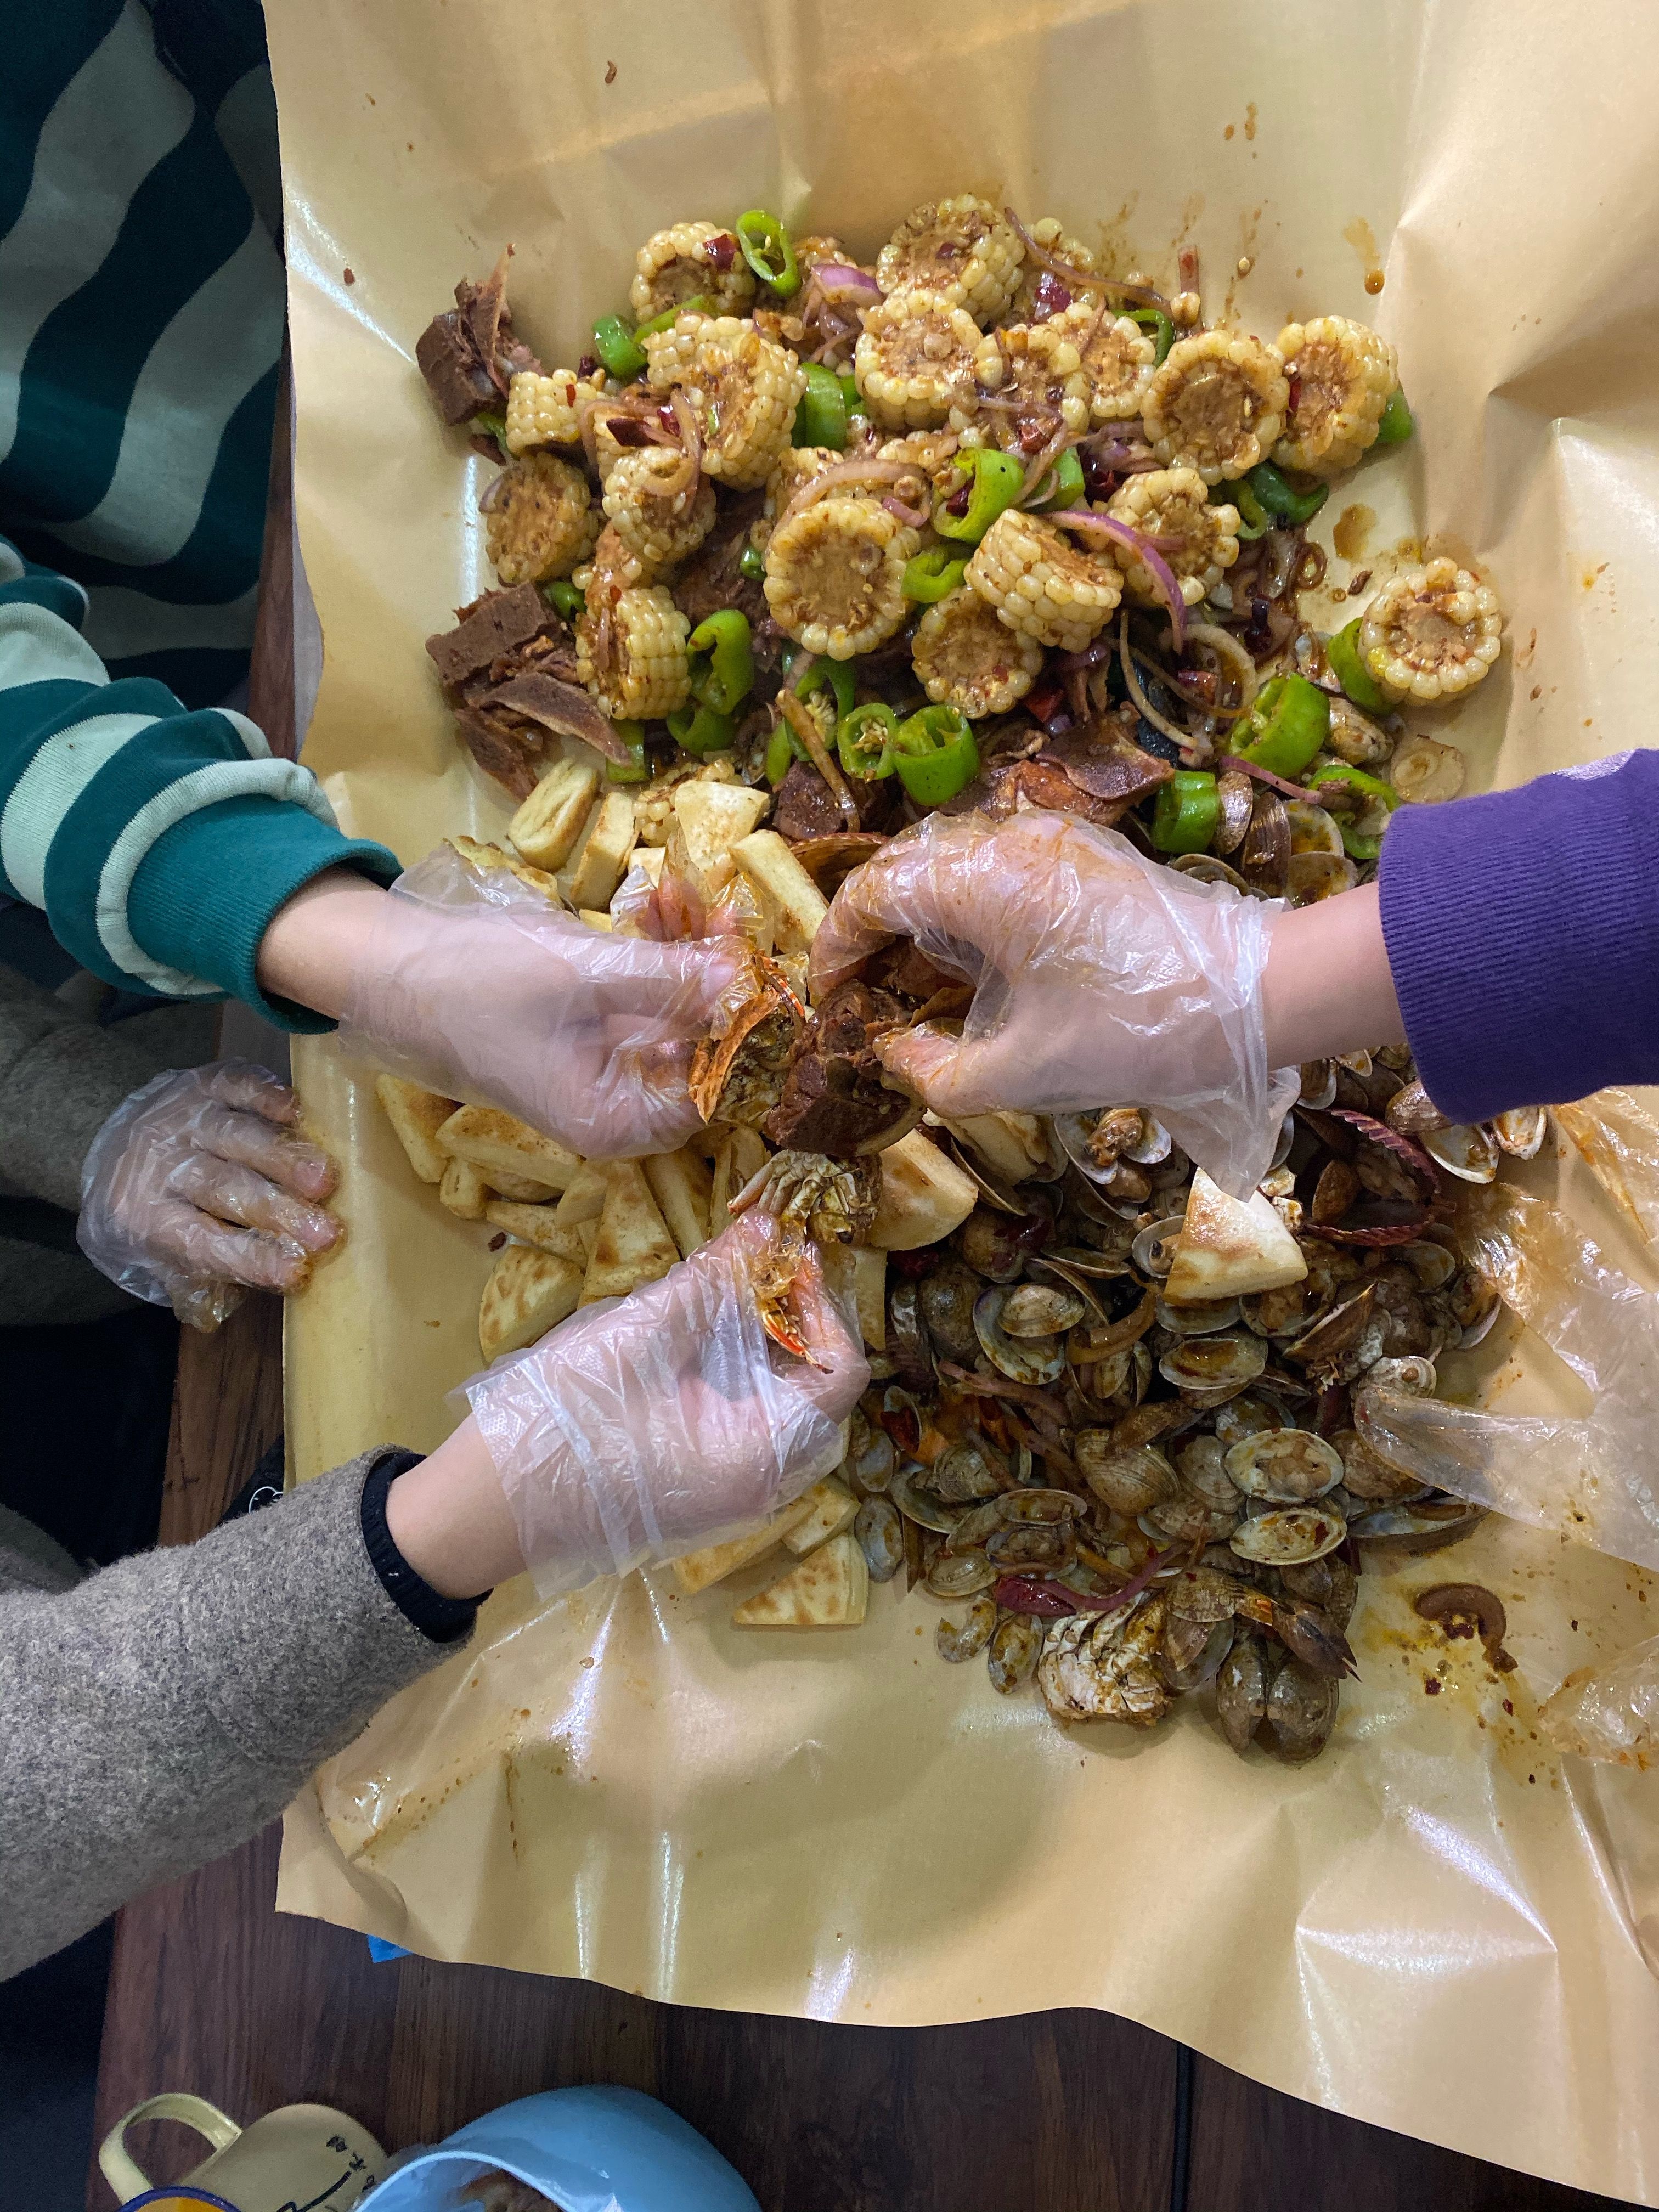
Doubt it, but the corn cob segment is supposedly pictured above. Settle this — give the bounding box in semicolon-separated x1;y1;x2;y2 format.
1142;329;1289;483
876;429;962;479
955;320;1092;443
1059;302;1158;425
1273;317;1398;477
601;447;716;579
630;219;755;320
912;584;1045;717
505;367;606;454
855;290;981;432
756;445;843;550
763;495;919;659
1358;559;1504;704
1105;467;1240;608
966;508;1122;653
877;196;1024;324
645;313;806;490
484;453;600;585
577;582;691;721
1006;218;1097;323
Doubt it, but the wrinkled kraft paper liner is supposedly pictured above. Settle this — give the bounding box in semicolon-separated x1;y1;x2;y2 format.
266;0;1659;2194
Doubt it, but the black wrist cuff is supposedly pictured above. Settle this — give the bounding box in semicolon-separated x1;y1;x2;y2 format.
359;1449;489;1644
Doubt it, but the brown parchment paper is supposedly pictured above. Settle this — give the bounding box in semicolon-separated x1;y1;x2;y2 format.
266;0;1659;2193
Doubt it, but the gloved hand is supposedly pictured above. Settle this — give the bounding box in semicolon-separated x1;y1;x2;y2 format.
336;844;740;1159
809;807;1297;1198
462;1211;868;1596
1357;1183;1659;1572
77;1062;342;1330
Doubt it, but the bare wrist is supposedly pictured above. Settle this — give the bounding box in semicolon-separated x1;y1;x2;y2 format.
256;868;396;1020
1262;881;1406;1069
383;1418;526;1598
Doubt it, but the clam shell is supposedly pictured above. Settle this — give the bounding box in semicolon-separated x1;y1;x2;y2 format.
926;1547;997;1598
1299;1059;1339;1110
854;1497;905;1580
1170;853;1253;894
974;1286;1065;1384
936;1593;997;1662
1286;850;1359;907
1284;799;1346;857
1156;1294;1243;1336
1229;1503;1348;1565
1401;1239;1458;1291
1158;1331;1267;1392
987;1614;1045;1692
986;1521;1074;1572
1131;1215;1187;1281
1075;1435;1176;1515
1421;1122;1498;1183
1492;1106;1547;1159
1348;1498;1485;1553
891;1465;962;1533
999;1281;1086;1338
1226;1429;1344;1503
930;1437;1010;1502
998;1487;1085;1524
1213;1391;1294;1448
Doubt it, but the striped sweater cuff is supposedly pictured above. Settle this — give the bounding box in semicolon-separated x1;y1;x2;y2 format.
0;589;398;1014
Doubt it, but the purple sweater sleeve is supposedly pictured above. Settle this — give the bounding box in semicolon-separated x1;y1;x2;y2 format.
1378;749;1659;1124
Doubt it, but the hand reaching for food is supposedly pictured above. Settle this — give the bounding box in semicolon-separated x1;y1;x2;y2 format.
447;1211;867;1595
809;805;1299;1198
260;849;741;1159
77;1062;343;1330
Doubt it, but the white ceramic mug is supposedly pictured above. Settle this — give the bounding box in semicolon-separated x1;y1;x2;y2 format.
99;2093;385;2212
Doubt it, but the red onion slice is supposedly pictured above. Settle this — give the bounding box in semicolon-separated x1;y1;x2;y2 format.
1218;754;1317;802
1050;506;1188;650
1003;207;1169;309
814;261;881;306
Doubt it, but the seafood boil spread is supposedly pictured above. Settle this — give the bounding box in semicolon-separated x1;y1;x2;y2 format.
383;194;1521;1765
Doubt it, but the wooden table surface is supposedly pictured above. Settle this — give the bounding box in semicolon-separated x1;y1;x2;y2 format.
86;364;1640;2212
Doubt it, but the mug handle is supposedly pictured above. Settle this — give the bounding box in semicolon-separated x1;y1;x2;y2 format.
99;2094;242;2204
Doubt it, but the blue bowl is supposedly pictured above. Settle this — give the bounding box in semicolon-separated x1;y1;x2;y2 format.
364;2088;759;2212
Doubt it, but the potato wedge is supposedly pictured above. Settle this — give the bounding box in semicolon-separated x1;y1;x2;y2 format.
849;1246;887;1349
438;1156;490;1220
732;829;828;952
644;1146;713;1261
1166;1169;1308;1302
554;1162;608;1230
375;1075;458;1184
870;1128;978;1250
578;909;614;930
670;1492;819;1595
732;1530;869;1627
487;1167;561;1204
478;1244;583;1362
673;780;771;894
939;1111;1054;1187
447;834;562;902
482;1201;588;1265
579;1160;680;1304
632;844;667;887
780;1477;859;1556
436;1105;582;1192
509;756;602;871
565;789;638;911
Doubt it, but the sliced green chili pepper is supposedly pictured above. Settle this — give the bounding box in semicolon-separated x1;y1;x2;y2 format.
891;704;979;806
934;447;1026;544
1325;617;1392;714
736;210;800;298
739;540;766;582
667;700;737;757
687;608;754;714
539;578;586;620
591;314;646;380
470;410;512;460
1244;460;1329;529
1125;306;1176;365
764;724;800;787
838;371;861;419
1220;478;1269;541
605;722;650;783
795;654;856;723
1151;769;1221;853
902;547;969;603
1374;387;1414;445
1309;763;1400;859
793;361;848;450
839;702;899;780
634;296;713;343
1240;672;1331;780
1031;447;1086;511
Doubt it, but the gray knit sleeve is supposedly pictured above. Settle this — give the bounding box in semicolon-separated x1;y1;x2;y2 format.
0;1451;461;1978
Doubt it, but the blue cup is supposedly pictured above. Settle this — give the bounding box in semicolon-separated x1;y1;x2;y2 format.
363;2088;759;2212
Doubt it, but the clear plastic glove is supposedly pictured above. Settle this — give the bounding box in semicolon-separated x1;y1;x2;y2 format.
336;845;739;1159
809;807;1297;1198
1356;1185;1659;1570
462;1212;868;1598
77;1062;342;1331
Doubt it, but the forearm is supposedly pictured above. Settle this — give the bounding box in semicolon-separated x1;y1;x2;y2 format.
1262;881;1405;1070
385;1416;528;1598
255;866;400;1020
0;1452;454;1978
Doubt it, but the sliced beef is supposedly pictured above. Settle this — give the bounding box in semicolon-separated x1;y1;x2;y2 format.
672;493;785;680
415;253;543;426
771;759;900;843
947;746;1165;831
426;585;558;692
867;940;962;1008
762;980;913;1158
453;708;541;802
1041;719;1172;806
479;671;630;762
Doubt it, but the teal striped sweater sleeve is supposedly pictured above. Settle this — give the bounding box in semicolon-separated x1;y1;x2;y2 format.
0;538;400;1026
